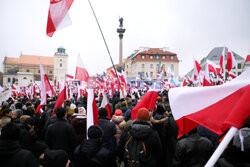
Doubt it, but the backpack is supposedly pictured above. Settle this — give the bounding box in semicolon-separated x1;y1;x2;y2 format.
123;135;150;167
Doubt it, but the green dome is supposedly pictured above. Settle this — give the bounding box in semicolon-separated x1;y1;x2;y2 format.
57;46;66;53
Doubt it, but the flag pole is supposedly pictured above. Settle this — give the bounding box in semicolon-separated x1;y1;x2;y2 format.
88;0;128;108
205;126;238;167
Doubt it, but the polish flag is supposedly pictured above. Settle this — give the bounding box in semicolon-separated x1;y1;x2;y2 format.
131;90;158;120
87;89;99;132
66;74;74;79
207;60;220;74
227;49;237;72
203;62;211;87
228;71;236;78
100;93;112;119
52;83;67;116
219;47;225;74
245;55;250;63
182;78;187;87
193;58;201;80
36;61;55;114
46;0;74;37
75;55;89;83
169;68;250;138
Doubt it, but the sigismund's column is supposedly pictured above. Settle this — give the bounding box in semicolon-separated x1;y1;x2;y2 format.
117;17;126;67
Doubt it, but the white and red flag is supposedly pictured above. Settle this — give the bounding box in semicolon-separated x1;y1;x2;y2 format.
131;90;158;120
100;92;112;119
66;74;74;79
228;71;236;79
219;47;225;74
169;68;250;138
245;55;250;63
203;62;212;87
46;0;74;37
87;89;99;132
193;58;201;80
52;81;67;116
227;49;237;72
75;55;89;83
36;61;55;114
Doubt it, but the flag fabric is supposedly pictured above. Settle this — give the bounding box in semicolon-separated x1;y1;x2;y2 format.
46;0;74;37
66;74;74;79
182;78;187;87
227;49;237;72
75;55;89;83
219;47;225;74
203;62;211;87
193;58;201;80
169;68;250;138
228;71;236;79
131;90;158;120
245;55;250;63
52;83;67;116
100;93;112;119
86;89;99;132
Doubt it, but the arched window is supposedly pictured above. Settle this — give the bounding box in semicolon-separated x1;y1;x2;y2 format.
8;78;11;82
23;77;27;79
142;64;145;68
60;63;62;67
171;64;174;71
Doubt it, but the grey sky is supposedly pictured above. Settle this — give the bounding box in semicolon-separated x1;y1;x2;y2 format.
0;0;249;76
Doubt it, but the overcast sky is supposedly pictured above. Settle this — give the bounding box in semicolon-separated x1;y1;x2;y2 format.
0;0;249;76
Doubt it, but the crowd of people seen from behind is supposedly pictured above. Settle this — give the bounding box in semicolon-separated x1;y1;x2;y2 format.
0;90;250;167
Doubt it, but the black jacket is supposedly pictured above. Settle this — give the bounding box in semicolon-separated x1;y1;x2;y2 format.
19;123;35;150
117;120;163;167
73;139;113;167
45;118;77;156
0;139;38;167
172;133;214;167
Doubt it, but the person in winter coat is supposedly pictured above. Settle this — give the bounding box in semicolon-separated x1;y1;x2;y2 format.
172;128;214;167
45;107;78;158
111;109;125;144
117;107;163;167
73;125;113;167
11;109;23;123
216;127;250;167
98;107;116;152
0;122;38;167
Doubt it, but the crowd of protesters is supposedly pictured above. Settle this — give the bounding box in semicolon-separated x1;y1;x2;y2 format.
0;90;250;167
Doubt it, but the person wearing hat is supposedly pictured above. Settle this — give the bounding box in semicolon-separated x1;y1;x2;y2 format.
111;109;125;144
39;149;70;167
117;107;163;167
73;125;113;167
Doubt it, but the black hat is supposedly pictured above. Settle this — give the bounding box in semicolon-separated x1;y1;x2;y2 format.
156;104;165;114
42;149;68;167
24;117;35;126
98;107;108;118
31;140;48;158
88;125;103;139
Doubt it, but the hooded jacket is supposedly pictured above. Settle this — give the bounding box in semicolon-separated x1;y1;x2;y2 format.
0;139;38;167
111;115;125;144
73;139;112;167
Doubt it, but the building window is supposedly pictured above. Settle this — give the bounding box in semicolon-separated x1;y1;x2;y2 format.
238;72;241;75
126;71;128;75
170;56;174;60
49;71;52;74
8;78;11;82
142;64;145;68
171;64;174;71
26;69;30;72
238;63;241;69
162;56;166;59
60;63;62;67
30;80;32;82
150;64;153;68
150;55;153;59
142;72;144;76
38;70;40;73
150;72;153;77
156;55;160;60
60;59;62;62
141;55;145;59
23;77;27;79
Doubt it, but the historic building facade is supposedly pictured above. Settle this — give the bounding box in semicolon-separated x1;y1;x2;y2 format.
124;47;179;79
2;46;68;86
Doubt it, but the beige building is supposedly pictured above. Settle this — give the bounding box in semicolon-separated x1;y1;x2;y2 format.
124;48;179;79
3;46;68;87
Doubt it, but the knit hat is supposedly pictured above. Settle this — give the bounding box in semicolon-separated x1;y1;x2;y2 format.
156;104;165;114
115;109;123;116
70;103;76;110
31;140;48;158
42;149;68;167
98;107;108;118
88;125;103;139
136;108;149;121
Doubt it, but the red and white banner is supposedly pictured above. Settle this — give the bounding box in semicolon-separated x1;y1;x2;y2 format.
75;55;89;83
100;92;112;119
87;89;99;132
169;68;250;138
131;90;158;120
193;58;201;80
227;49;237;72
46;0;74;37
66;74;74;79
